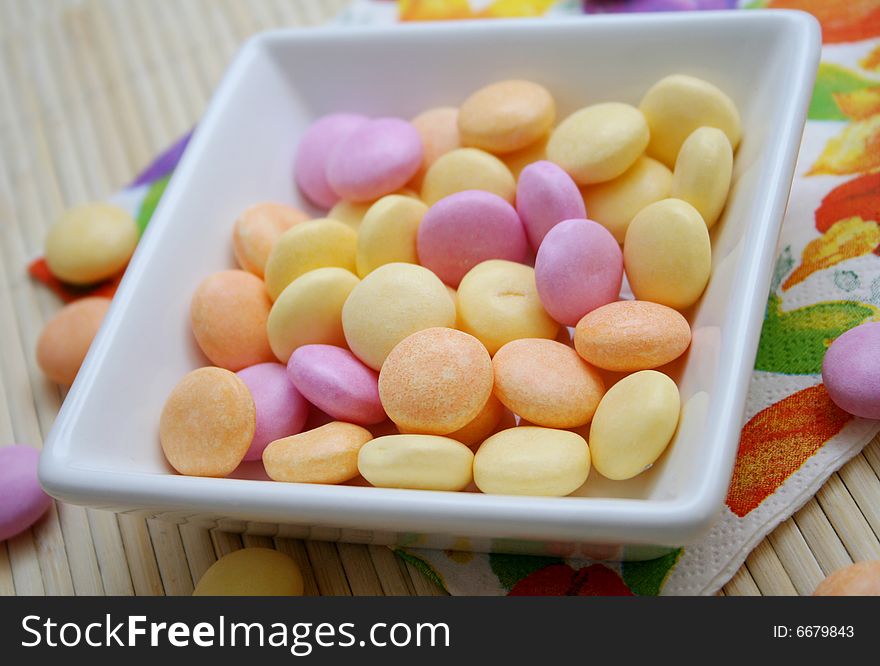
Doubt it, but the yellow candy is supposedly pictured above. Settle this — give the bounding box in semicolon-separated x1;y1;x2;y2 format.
342;263;456;370
588;370;680;480
329;188;419;230
623;198;711;310
639;74;741;168
581;156;672;243
267;267;359;362
492;339;605;428
378;327;493;435
457;260;558;356
670;127;733;228
264;218;357;300
45;203;138;285
458;80;555;154
356;195;428;277
232;202;309;278
547;103;649;185
262;421;372;484
421;148;516;205
408;107;461;190
193;548;304;596
502;133;549;179
358;434;474;491
473;427;590;496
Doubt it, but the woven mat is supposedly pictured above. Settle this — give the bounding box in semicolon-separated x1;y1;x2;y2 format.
1;0;879;597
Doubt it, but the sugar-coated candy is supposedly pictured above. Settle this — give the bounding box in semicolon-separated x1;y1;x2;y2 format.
670;126;733;229
356;194;427;277
295;113;367;209
408;107;461;189
516;160;586;251
813;561;880;596
822;321;880;419
262;421;373;485
0;445;52;542
358;434;474;491
193;548;304;596
232;202;309;278
421;148;516;206
36;296;111;385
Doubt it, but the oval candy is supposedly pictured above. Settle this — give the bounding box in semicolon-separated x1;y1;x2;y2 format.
516;160;586;251
36;296;111;386
262;421;373;485
232;202;309;277
670;126;733;229
822;321;880;419
193;548;304;596
421;148;516;206
0;445;53;542
356;194;427;277
295;113;368;209
358;435;474;491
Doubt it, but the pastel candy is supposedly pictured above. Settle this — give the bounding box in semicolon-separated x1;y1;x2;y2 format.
295;113;367;209
190;270;274;371
267;267;359;362
574;300;692;372
417;190;528;287
356;194;427;276
408;107;461;189
264;219;357;300
421;148;516;206
502;132;549;179
813;561;880;596
623;198;711;310
288;344;386;425
581;156;673;243
443;394;512;447
670;126;733;228
457;260;558;356
493;338;605;428
193;548;304;596
342;263;456;370
236;363;309;461
232;203;309;277
358;434;474;491
160;367;255;477
822;321;880;419
44;203;138;285
458;79;555;154
329;188;419;230
36;296;111;385
535;218;623;326
379;327;493;435
639;74;741;168
326;117;423;202
0;445;52;542
263;421;373;485
516;160;586;251
547;103;649;185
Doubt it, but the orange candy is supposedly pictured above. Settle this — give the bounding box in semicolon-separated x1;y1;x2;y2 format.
232;202;309;278
408;107;461;190
813;561;880;596
36;296;111;385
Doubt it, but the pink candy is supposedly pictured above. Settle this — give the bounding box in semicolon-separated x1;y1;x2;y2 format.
516;160;586;252
288;344;386;425
1;445;52;542
822;321;880;419
417;190;528;287
236;363;309;461
326;118;423;202
535;218;623;326
295;113;368;209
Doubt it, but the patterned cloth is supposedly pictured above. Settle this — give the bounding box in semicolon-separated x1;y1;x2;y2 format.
30;0;880;595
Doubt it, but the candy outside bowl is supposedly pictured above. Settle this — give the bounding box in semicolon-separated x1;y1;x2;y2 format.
39;11;820;559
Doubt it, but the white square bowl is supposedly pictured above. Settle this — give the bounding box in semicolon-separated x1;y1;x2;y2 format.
39;11;819;557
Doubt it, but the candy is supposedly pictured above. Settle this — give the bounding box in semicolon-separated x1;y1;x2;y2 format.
822;321;880;419
0;446;52;542
443;394;511;447
342;263;456;370
267;267;358;363
813;561;880;596
420;148;516;206
190;270;274;371
356;194;427;277
236;363;309;461
264;218;358;300
288;345;386;425
262;421;372;484
639;74;741;168
417;190;528;287
502;133;549;179
44;203;138;285
574;300;692;372
326;117;423;202
36;296;110;385
379;327;493;434
295;113;367;209
457;259;558;355
458;79;555;154
581;156;672;243
493;339;604;428
547;103;649;185
358;434;474;491
623;198;711;310
232;202;309;277
670;127;733;228
160;367;255;477
589;370;680;480
534;218;623;326
516;160;586;251
409;107;461;189
193;548;304;596
328;189;418;230
473;427;590;496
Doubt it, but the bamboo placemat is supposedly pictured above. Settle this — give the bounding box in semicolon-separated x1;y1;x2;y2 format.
1;0;878;597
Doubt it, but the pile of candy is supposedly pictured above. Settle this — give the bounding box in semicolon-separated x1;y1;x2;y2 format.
159;73;741;497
